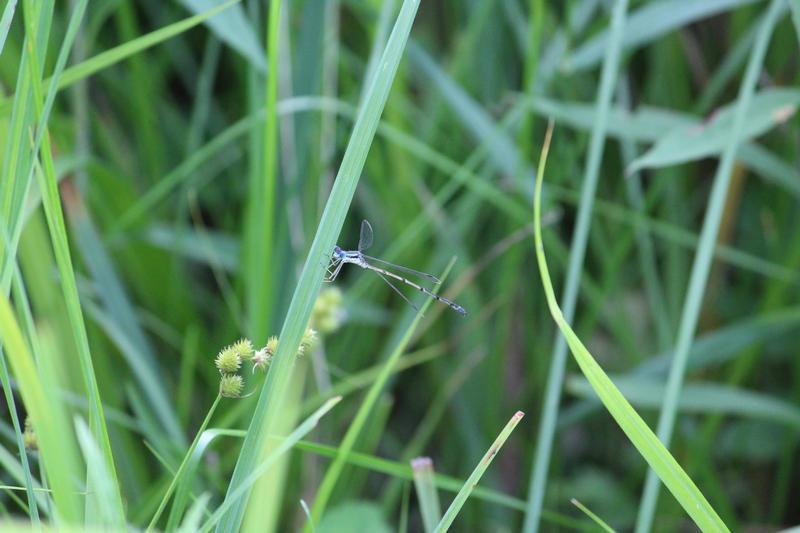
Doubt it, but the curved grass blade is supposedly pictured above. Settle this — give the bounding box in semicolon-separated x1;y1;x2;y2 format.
533;122;728;532
523;2;630;530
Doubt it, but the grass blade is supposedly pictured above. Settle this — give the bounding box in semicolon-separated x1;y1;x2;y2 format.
566;375;800;429
432;411;525;533
202;397;342;532
635;2;786;529
628;89;799;173
177;494;212;533
21;0;125;521
241;0;280;345
533;122;729;532
570;499;615;533
64;185;184;448
565;0;760;72
146;395;222;532
791;0;800;44
215;1;421;530
178;0;265;70
0;294;81;522
74;417;127;530
0;0;17;57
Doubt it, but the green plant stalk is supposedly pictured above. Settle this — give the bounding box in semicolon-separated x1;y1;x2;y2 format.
146;394;222;532
308;260;454;528
243;0;280;344
570;499;615;533
522;1;629;531
533;122;728;532
634;1;785;530
240;360;308;533
214;2;421;530
433;411;525;533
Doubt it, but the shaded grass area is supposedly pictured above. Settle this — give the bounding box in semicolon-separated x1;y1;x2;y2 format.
0;0;798;531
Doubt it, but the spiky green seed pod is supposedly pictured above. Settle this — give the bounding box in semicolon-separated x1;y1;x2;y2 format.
215;345;242;374
231;338;255;360
265;336;279;355
219;374;244;398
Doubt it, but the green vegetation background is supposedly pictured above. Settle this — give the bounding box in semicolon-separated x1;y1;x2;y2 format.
0;0;799;531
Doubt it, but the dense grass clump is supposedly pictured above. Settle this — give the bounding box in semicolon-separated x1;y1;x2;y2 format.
0;1;799;531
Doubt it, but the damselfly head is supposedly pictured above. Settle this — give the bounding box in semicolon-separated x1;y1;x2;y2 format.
333;246;343;257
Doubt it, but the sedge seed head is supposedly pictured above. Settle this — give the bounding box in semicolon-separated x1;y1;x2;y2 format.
219;374;244;398
215;345;242;374
265;336;279;355
231;338;255;360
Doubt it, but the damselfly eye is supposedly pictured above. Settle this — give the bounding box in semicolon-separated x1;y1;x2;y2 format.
333;246;342;255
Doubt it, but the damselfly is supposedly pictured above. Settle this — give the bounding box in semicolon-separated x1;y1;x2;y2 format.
324;220;466;315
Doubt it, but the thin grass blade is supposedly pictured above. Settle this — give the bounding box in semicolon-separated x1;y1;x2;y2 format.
215;2;421;530
432;411;525;533
523;1;630;530
202;397;342;532
636;2;786;529
570;499;615;533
